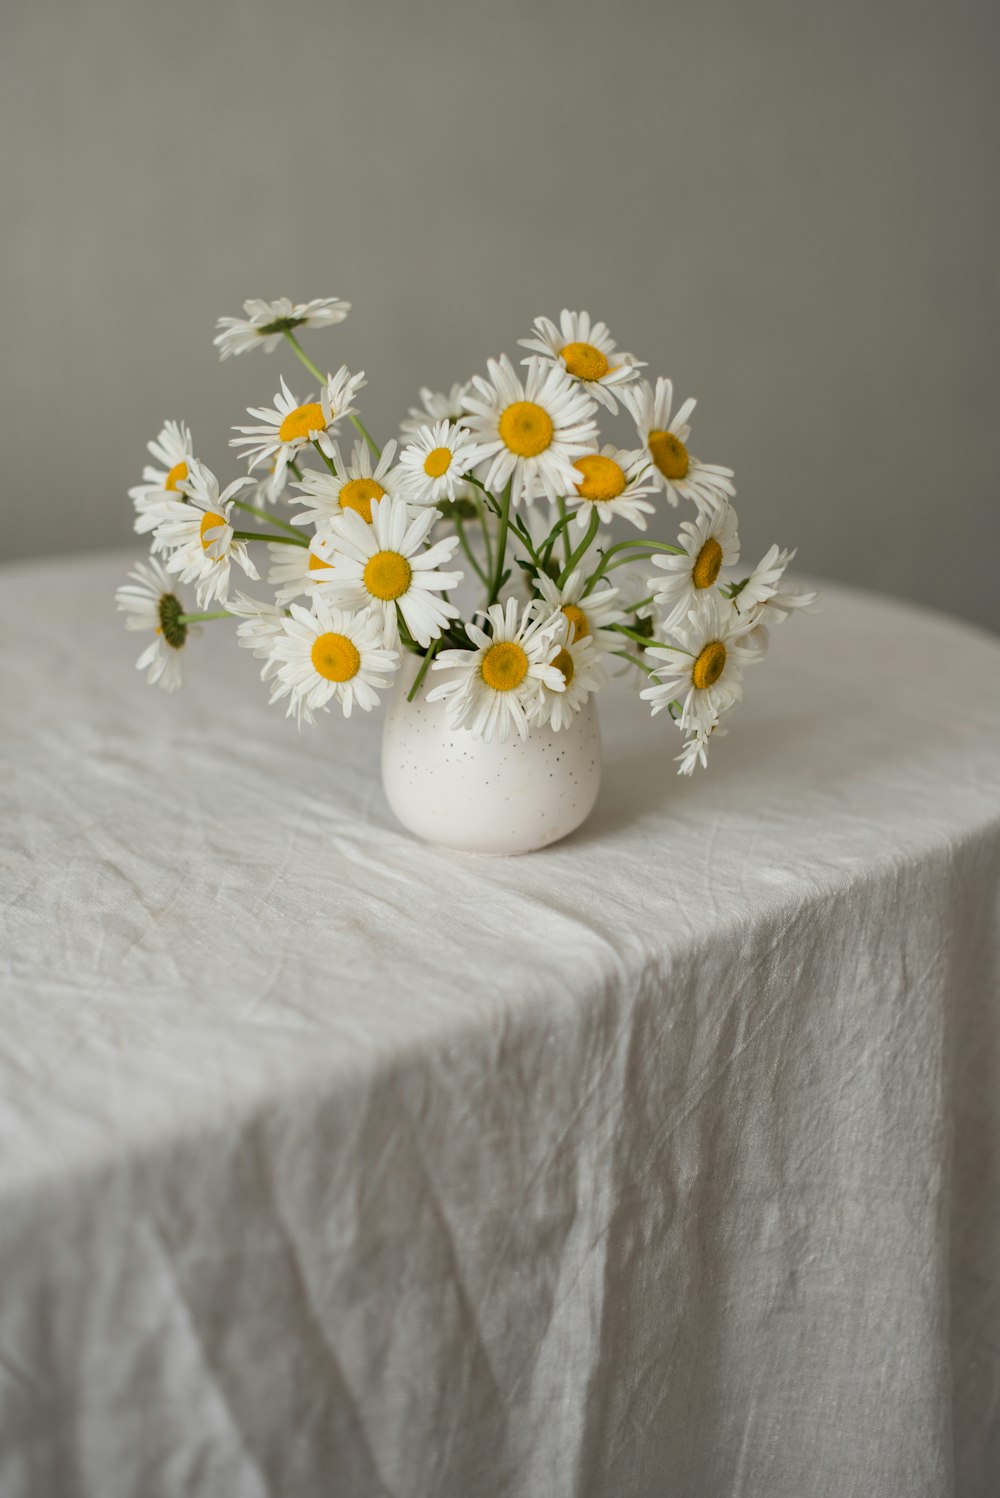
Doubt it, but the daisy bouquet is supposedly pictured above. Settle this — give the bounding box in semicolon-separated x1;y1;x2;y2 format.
117;296;815;772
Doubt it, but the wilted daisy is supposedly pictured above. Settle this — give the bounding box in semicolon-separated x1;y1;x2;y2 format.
529;631;606;732
462;355;598;507
266;538;335;605
567;445;658;530
319;495;463;648
427;598;566;743
213;296;351;360
154;459;259;607
115;558;191;692
129;420;195;535
518;310;642;412
533;567;625;651
396;421;483;506
623;378;735;509
641;593;759;736
230;368;366;484
651;500;741;628
267;595;399;725
227;592;287;681
399;382;471;442
290;439;401;528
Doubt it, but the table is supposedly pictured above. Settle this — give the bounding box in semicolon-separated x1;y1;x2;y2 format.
1;551;998;1498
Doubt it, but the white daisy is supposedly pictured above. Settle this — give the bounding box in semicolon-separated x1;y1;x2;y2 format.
462;355;598;507
674;724;731;776
266;537;336;606
399;382;471;442
732;545;817;620
651;500;741;628
289;440;401;529
529;631;606;732
518;310;643;412
226;592;287;681
213;296;351;360
427;598;566;744
267;595;399;726
532;567;625;652
115;557;192;693
319;495;463;648
396;421;484;507
623;378;735;508
129;420;195;535
640;592;760;737
153;459;259;607
230;368;366;485
566;444;658;531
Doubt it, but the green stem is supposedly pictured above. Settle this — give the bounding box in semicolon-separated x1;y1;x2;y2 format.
557;497;573;568
178;611;231;624
558;510;600;588
455;515;488;585
228;497;309;538
313;440;337;475
614;649;656;676
488;479;513;606
584;538;685;595
609;623;685;652
289;458;304;482
233;529;308;548
473;491;494;576
349;413;381;460
407;637;440;702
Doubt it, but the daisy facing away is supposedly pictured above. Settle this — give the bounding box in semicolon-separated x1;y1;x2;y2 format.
399;382;471;442
651;499;741;629
518;309;643;412
129;420;195;535
566;444;658;531
290;440;402;529
623;378;735;509
427;597;567;743
230;368;366;486
213;297;351;360
461;355;598;507
114;558;193;693
152;458;259;607
317;495;463;648
266;594;400;726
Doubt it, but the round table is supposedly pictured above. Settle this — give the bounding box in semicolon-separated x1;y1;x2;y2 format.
1;552;998;1498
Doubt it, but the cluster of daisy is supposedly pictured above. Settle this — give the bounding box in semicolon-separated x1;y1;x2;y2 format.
117;296;814;770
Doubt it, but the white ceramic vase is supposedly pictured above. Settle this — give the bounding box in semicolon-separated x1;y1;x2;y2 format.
381;655;602;855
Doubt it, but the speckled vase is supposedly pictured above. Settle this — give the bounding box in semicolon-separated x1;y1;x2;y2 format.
381;655;602;855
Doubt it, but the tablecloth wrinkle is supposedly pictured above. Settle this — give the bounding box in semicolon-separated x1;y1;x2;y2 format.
1;553;999;1497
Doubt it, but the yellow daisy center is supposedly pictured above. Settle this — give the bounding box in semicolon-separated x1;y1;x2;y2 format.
339;477;385;524
279;402;326;444
692;537;724;589
165;460;188;492
574;454;627;502
311;632;360;682
648;429;689;481
481;640;529;691
199;511;227;554
363;550;412;601
692;640;727;690
308;552;332;571
498;401;553;458
561;603;589;642
552;647;575;687
423;446;453;478
561;341;609;382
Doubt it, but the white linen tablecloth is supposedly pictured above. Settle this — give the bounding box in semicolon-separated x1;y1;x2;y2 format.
1;551;998;1498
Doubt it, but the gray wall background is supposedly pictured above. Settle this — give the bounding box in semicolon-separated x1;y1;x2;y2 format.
4;0;998;633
